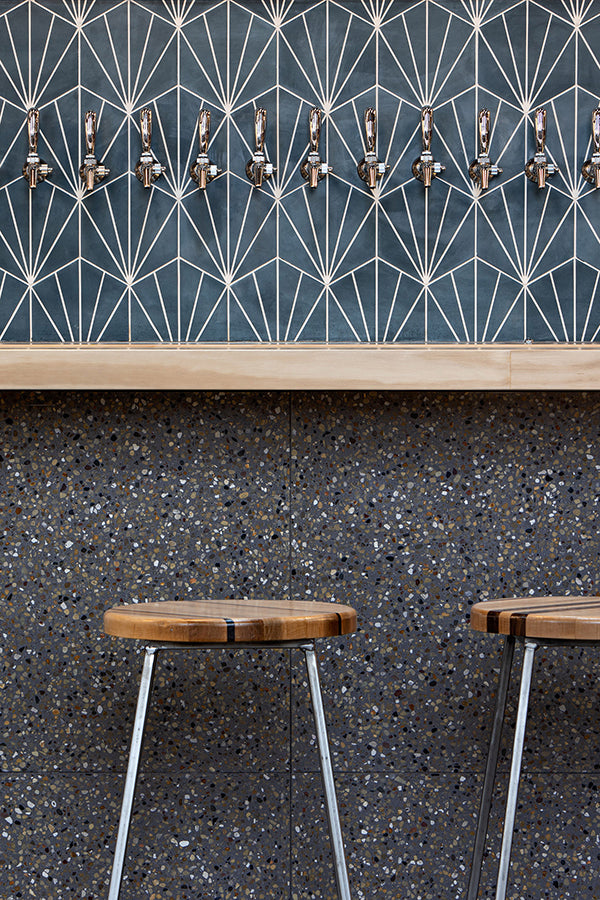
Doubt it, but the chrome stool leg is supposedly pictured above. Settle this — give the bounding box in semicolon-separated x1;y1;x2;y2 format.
468;636;515;900
108;647;158;900
304;644;352;900
495;639;537;900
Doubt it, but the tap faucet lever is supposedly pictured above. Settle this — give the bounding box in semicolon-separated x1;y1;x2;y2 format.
468;108;502;191
135;108;165;188
412;106;445;188
582;107;600;188
190;109;221;190
357;107;388;189
525;107;558;189
300;107;332;188
246;107;275;187
22;108;53;189
79;111;110;192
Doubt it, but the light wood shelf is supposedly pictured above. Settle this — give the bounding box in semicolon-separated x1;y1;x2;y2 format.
1;343;600;390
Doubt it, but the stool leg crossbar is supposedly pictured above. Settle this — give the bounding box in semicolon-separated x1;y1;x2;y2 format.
107;641;352;900
468;636;539;900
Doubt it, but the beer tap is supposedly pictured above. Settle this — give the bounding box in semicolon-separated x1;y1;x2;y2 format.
22;108;52;189
357;107;388;189
412;106;445;188
246;108;275;187
79;111;110;192
525;108;558;189
135;108;165;188
469;108;502;191
190;109;221;189
582;108;600;189
300;107;332;188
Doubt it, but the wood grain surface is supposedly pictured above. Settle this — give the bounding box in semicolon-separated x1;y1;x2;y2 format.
470;595;600;640
103;598;357;643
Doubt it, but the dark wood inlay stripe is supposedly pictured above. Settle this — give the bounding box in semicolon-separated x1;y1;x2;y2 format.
224;618;235;643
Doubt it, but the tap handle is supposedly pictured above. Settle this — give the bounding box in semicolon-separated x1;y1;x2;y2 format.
85;110;96;155
592;107;600;152
421;106;433;151
479;108;490;154
140;108;152;152
535;107;546;152
199;109;211;154
27;108;39;153
309;107;321;152
255;107;266;152
364;107;377;153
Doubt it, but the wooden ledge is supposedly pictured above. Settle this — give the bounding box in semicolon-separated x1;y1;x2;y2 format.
1;343;600;389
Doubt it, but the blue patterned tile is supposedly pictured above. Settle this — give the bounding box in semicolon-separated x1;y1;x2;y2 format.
0;273;29;340
130;262;178;341
576;259;600;341
31;261;79;341
230;260;277;340
278;260;326;340
429;260;475;341
527;260;574;342
180;262;228;342
377;261;425;342
80;263;129;342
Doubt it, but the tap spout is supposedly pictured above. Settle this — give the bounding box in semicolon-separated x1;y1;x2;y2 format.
190;108;221;190
246;107;275;187
22;108;53;189
357;107;388;189
468;108;502;191
525;107;558;188
79;110;110;192
582;107;600;188
300;107;332;188
135;108;165;188
412;106;445;188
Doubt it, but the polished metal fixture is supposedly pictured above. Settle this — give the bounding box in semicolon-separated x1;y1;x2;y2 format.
190;109;221;189
357;107;388;188
246;107;274;186
582;107;600;188
135;108;165;188
412;106;445;187
22;108;52;188
300;107;332;187
525;108;558;188
469;108;502;190
79;110;110;192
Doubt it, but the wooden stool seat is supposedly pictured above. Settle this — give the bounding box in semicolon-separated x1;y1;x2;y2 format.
470;595;600;640
104;598;357;644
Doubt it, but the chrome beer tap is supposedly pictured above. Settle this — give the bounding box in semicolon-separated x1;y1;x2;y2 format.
300;107;332;188
135;108;165;188
190;109;221;189
469;108;502;190
582;108;600;189
357;107;388;189
22;108;52;189
246;108;274;187
79;111;109;192
525;108;558;189
412;106;445;187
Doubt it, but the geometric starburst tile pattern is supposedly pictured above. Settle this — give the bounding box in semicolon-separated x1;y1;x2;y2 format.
0;0;599;342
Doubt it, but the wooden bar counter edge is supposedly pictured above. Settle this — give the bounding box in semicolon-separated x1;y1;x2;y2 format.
1;342;600;390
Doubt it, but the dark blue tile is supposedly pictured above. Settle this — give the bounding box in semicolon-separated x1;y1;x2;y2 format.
80;4;129;111
279;182;327;283
576;260;600;342
327;3;375;110
379;180;426;282
527;261;573;342
576;189;600;270
130;263;178;341
426;184;474;280
229;261;277;340
377;262;425;343
129;184;177;283
31;260;79;341
80;263;129;342
0;273;29;341
476;263;525;341
328;262;375;341
228;5;276;110
278;261;326;341
477;176;527;280
524;182;573;281
180;262;227;342
428;260;475;342
279;3;327;106
128;3;177;109
180;184;228;284
0;181;30;281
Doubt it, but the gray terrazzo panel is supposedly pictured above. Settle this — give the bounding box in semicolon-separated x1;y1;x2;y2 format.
0;391;290;773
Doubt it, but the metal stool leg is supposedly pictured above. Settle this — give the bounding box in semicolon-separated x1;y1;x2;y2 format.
108;647;158;900
495;639;537;900
468;635;515;900
303;644;352;900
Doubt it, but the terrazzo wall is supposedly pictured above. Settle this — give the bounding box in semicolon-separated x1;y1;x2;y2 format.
2;0;600;343
3;389;600;898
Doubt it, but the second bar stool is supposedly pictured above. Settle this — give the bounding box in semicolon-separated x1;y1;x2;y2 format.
467;595;600;900
103;597;357;900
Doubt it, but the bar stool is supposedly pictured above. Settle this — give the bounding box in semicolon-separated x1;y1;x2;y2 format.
103;597;357;900
467;595;600;900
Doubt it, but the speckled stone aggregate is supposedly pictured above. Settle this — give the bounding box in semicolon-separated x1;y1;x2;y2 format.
2;390;600;897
